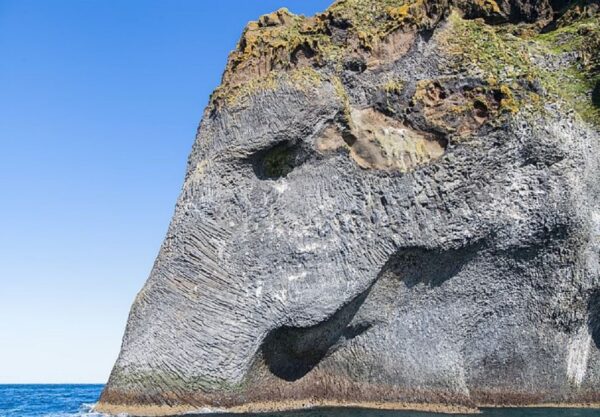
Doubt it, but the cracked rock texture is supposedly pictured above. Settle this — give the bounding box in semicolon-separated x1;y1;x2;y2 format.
97;0;600;414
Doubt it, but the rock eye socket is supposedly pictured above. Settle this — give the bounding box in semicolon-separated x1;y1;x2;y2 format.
251;141;309;180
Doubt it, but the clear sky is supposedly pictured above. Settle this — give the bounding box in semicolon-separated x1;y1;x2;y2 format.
0;0;332;384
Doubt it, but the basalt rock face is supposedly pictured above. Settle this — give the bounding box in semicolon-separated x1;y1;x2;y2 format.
97;0;600;415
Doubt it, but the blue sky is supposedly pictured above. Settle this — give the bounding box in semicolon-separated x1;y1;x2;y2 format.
0;0;331;384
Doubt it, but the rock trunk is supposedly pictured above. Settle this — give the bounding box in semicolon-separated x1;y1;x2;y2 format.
97;0;600;415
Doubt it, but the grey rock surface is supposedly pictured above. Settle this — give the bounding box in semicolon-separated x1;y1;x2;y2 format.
97;0;600;414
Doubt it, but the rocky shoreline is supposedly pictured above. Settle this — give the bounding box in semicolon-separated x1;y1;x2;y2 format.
95;400;600;416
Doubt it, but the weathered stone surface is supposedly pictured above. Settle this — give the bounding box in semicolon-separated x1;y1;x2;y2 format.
97;0;600;415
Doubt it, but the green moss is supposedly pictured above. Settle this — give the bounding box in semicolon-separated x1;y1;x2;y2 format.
211;0;436;109
213;0;599;126
332;76;352;124
441;12;600;126
211;67;324;108
536;17;600;123
442;13;536;82
328;0;420;39
224;7;340;85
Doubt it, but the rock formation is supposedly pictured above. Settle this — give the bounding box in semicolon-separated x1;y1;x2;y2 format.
96;0;600;415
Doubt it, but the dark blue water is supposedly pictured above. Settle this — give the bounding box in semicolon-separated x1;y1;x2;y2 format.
0;385;598;417
0;385;104;417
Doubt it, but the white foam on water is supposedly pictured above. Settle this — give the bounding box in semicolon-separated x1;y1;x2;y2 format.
42;402;121;417
566;325;592;385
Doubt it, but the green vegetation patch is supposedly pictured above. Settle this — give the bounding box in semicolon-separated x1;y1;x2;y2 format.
211;0;438;108
210;66;324;108
327;0;431;48
440;12;600;126
536;17;600;123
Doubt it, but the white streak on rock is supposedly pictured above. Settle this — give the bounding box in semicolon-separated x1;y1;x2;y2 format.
566;326;592;385
255;282;263;299
272;181;288;193
288;271;308;282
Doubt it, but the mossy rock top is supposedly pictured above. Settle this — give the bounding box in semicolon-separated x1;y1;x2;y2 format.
209;0;598;127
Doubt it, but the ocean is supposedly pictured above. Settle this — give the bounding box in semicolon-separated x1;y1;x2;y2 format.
0;385;104;417
0;385;599;417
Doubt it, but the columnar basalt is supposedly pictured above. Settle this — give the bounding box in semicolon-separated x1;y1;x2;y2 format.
97;0;600;415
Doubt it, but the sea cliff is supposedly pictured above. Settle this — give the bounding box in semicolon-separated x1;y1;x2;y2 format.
97;0;600;415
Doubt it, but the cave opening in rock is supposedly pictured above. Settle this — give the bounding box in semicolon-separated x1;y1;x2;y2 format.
260;291;371;381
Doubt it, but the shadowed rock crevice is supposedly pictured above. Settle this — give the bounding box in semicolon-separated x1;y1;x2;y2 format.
250;141;312;180
593;81;600;109
260;243;482;383
381;244;482;289
261;291;372;381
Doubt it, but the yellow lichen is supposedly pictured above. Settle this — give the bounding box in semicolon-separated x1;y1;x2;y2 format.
211;68;324;108
410;76;523;138
214;75;279;107
210;0;439;110
382;79;405;94
385;4;411;21
357;30;375;50
332;76;352;124
498;84;520;113
289;66;324;89
211;0;598;127
476;0;501;15
439;10;599;124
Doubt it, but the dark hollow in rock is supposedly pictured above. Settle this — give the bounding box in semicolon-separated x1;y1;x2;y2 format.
261;291;371;381
381;244;482;289
473;99;490;120
343;57;367;73
262;243;485;384
592;80;600;108
291;43;317;66
250;141;310;180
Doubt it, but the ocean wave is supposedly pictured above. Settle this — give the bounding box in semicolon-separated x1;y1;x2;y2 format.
42;402;123;417
0;384;107;417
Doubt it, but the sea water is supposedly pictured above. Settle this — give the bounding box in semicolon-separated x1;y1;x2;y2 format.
0;384;598;417
0;385;104;417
